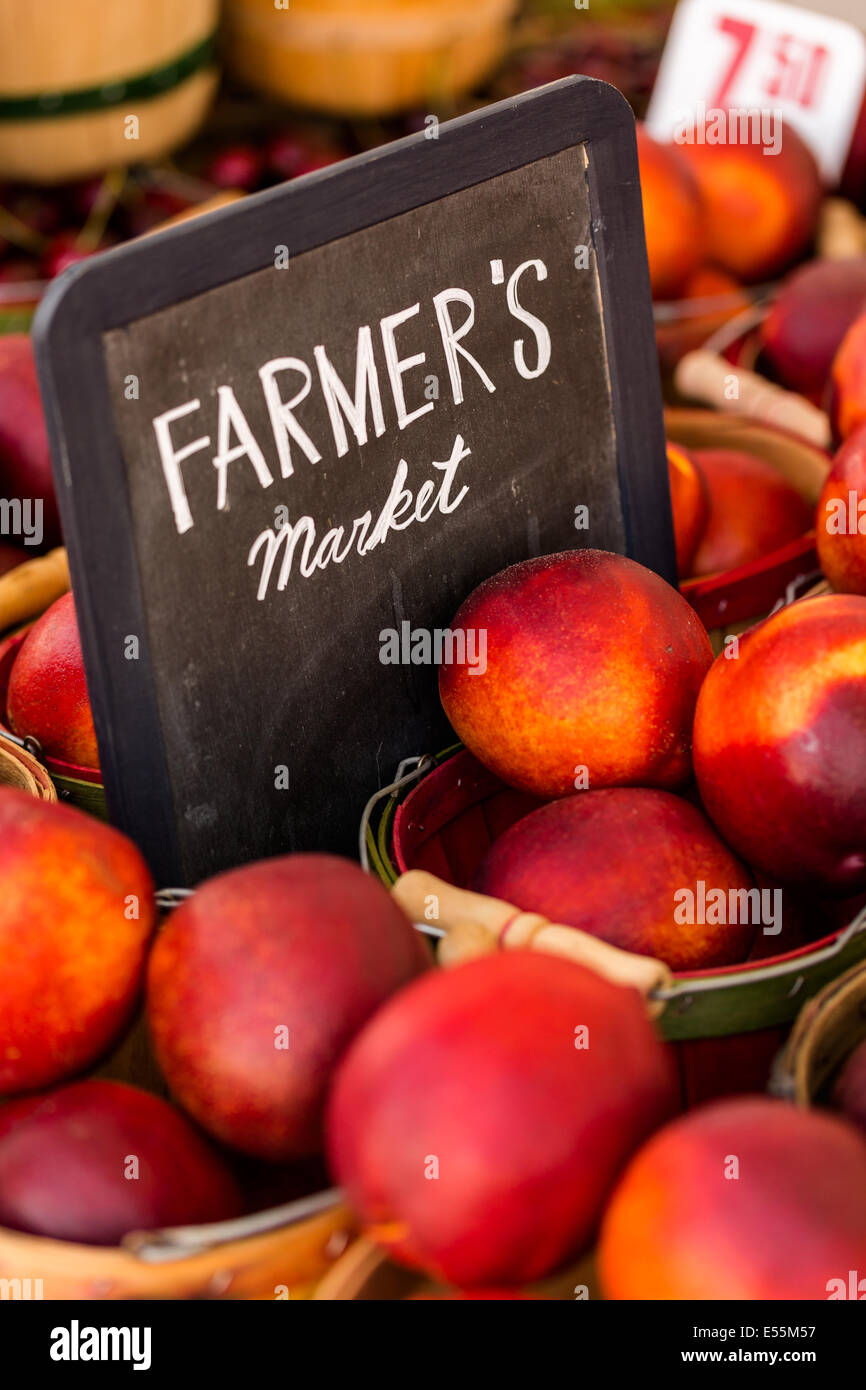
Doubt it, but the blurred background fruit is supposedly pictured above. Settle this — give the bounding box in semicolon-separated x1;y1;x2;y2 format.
830;310;866;442
0;334;61;546
636;123;704;299
7;592;98;768
693;595;866;891
599;1098;866;1299
760;258;866;403
666;440;708;578
688;447;813;578
817;424;866;596
678;122;823;284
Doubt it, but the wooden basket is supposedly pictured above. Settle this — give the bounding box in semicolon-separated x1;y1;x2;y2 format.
224;0;517;117
0;626;106;818
0;1193;354;1301
668;407;829;647
363;747;866;1107
0;0;220;183
0;730;56;802
770;960;866;1108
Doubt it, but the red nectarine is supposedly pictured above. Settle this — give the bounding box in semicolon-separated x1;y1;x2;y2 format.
327;951;678;1286
7;591;99;768
439;549;713;799
147;854;430;1160
690;447;812;577
693;595;866;890
816;423;866;595
0;1080;243;1245
0;789;156;1095
472;788;757;971
599;1097;866;1299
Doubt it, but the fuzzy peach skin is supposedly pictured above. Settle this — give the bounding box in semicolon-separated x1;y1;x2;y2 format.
599;1097;866;1300
690;448;812;577
678;122;822;283
7;591;99;768
439;550;713;799
326;952;678;1288
816;423;866;595
693;595;866;890
0;1080;243;1245
830;311;866;443
667;442;709;579
636;126;705;299
147;853;430;1160
0;789;156;1095
761;258;866;402
472;788;756;971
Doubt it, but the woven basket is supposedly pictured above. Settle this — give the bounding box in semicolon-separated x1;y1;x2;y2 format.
669;407;829;647
364;747;866;1107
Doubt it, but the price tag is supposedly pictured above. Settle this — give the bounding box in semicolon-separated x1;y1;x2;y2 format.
646;0;866;182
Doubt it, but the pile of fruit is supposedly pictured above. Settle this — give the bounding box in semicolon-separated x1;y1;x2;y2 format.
3;0;866;1306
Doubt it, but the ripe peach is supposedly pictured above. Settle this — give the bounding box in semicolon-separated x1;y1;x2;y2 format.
147;854;430;1160
816;423;866;594
693;595;866;890
439;550;713;799
0;1080;243;1245
7;591;99;768
599;1097;866;1299
830;310;866;442
831;1038;866;1137
689;448;812;576
761;259;866;402
636;125;705;299
0;789;156;1095
472;788;757;971
0;334;61;547
667;442;709;578
656;266;749;365
326;952;678;1286
678;122;822;282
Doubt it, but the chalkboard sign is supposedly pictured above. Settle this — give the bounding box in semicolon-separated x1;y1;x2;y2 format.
34;77;672;886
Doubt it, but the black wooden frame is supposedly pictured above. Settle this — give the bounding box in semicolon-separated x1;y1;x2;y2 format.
33;76;671;884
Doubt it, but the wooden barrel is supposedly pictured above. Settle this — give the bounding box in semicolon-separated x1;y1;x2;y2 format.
0;0;220;183
364;746;866;1108
224;0;517;117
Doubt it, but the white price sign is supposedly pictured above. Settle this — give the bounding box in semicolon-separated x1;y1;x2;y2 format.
646;0;866;182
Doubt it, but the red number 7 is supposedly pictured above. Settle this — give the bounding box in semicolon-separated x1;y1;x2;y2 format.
712;16;758;108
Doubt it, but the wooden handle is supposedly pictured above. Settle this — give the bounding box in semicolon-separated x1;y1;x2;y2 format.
817;198;866;260
0;547;69;633
675;350;831;448
392;870;672;1013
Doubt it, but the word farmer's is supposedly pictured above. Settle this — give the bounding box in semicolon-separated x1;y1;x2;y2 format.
149;264;555;597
